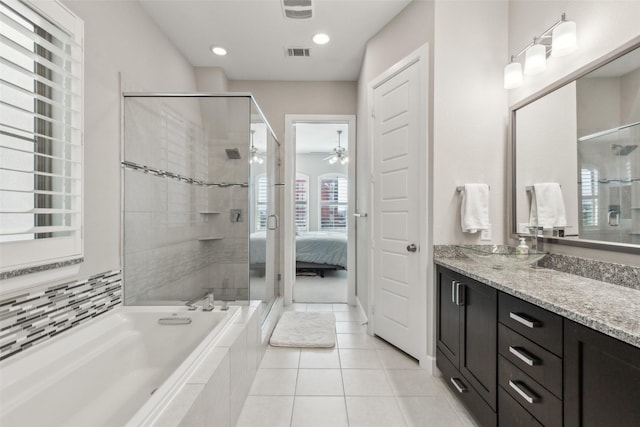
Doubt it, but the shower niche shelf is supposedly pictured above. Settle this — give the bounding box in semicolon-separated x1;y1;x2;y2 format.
198;236;223;241
199;211;221;215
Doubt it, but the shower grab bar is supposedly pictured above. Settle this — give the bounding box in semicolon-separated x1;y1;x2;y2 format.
121;160;248;187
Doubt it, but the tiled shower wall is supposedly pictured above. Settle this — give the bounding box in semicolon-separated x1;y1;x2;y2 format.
123;97;250;305
0;270;122;361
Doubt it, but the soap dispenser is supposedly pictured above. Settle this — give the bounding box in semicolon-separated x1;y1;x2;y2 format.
516;237;529;258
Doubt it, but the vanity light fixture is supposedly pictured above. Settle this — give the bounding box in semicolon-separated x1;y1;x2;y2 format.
551;15;577;57
211;46;227;56
504;57;524;89
524;40;547;75
503;13;577;89
312;33;330;45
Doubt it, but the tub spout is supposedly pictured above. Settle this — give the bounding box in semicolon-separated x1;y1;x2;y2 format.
185;290;215;311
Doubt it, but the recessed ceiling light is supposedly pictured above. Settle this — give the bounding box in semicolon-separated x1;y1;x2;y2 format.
312;33;330;45
211;46;227;56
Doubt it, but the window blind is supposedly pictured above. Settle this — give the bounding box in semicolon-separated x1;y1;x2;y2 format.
256;175;268;230
0;0;83;270
295;174;308;231
319;175;347;231
580;168;598;227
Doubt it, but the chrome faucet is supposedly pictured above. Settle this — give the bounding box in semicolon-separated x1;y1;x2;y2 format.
185;289;215;311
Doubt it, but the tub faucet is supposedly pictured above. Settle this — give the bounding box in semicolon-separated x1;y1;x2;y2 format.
202;290;215;312
185;290;215;311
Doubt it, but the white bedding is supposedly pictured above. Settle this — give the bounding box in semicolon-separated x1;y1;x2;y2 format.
250;231;348;268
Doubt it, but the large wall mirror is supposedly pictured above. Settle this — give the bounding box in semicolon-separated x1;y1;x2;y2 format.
512;41;640;254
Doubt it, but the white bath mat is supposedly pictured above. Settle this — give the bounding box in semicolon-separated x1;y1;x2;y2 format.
270;311;336;348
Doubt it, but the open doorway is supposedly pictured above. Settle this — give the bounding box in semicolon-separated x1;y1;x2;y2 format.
284;115;356;306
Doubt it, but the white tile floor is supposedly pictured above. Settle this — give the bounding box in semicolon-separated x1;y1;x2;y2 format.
293;270;348;303
236;303;480;427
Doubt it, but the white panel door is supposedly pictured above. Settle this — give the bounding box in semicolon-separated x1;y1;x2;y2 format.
372;61;421;358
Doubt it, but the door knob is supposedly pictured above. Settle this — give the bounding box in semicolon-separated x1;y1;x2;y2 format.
406;244;417;252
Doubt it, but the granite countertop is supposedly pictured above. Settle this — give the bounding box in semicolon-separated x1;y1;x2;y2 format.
435;256;640;349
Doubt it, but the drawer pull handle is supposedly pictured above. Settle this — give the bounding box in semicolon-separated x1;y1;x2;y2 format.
450;377;467;394
509;346;539;366
509;312;541;328
509;380;539;404
456;282;464;306
451;281;457;304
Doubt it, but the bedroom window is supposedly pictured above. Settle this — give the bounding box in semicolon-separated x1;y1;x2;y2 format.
255;174;267;231
0;0;84;274
295;173;309;232
319;174;347;231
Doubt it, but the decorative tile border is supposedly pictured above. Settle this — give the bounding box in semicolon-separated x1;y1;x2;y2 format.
434;245;640;290
0;270;122;361
0;258;84;280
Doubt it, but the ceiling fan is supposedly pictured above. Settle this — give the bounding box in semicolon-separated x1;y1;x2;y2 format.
323;130;349;165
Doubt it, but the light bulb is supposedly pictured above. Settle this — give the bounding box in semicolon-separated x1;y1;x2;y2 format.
551;20;577;57
312;33;330;45
524;43;546;75
340;156;348;165
211;46;227;56
329;156;338;165
504;61;523;89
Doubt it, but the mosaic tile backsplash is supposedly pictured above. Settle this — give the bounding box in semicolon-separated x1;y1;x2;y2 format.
0;270;122;361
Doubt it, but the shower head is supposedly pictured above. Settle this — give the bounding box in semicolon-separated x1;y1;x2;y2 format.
612;144;638;156
225;148;241;159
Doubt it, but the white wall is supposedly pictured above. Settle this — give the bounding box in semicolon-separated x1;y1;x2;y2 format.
228;81;357;143
508;0;640;266
63;1;199;280
432;1;509;245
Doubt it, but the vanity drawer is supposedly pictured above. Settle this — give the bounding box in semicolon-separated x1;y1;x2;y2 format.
499;293;563;356
499;356;562;427
437;348;497;427
498;324;562;398
498;387;543;427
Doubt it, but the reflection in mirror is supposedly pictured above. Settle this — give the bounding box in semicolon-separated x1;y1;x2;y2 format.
514;44;640;250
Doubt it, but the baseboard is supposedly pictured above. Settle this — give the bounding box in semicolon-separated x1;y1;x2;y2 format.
420;354;438;375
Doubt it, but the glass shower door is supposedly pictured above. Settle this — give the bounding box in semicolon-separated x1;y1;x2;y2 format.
249;101;280;321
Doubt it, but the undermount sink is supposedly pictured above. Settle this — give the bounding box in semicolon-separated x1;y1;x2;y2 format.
456;244;547;269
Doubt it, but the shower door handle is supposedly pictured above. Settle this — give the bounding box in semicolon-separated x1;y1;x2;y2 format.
267;214;279;230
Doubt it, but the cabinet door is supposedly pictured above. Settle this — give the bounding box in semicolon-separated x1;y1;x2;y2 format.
460;276;498;410
565;320;640;427
437;267;461;367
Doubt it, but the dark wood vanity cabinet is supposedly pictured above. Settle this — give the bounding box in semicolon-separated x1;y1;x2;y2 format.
498;293;563;427
436;266;497;427
564;320;640;427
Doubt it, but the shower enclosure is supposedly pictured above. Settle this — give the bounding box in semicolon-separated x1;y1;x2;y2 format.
578;121;640;244
122;94;280;321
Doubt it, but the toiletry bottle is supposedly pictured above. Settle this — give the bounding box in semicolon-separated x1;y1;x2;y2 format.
516;237;529;258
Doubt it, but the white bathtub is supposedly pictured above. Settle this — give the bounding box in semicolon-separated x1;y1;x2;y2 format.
0;305;241;427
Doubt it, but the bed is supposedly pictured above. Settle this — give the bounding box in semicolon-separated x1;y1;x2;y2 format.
250;231;347;276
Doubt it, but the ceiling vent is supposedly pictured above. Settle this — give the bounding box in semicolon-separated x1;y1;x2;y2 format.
281;0;313;20
286;47;311;58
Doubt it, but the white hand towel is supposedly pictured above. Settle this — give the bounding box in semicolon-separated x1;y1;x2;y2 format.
529;183;567;229
460;184;490;233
